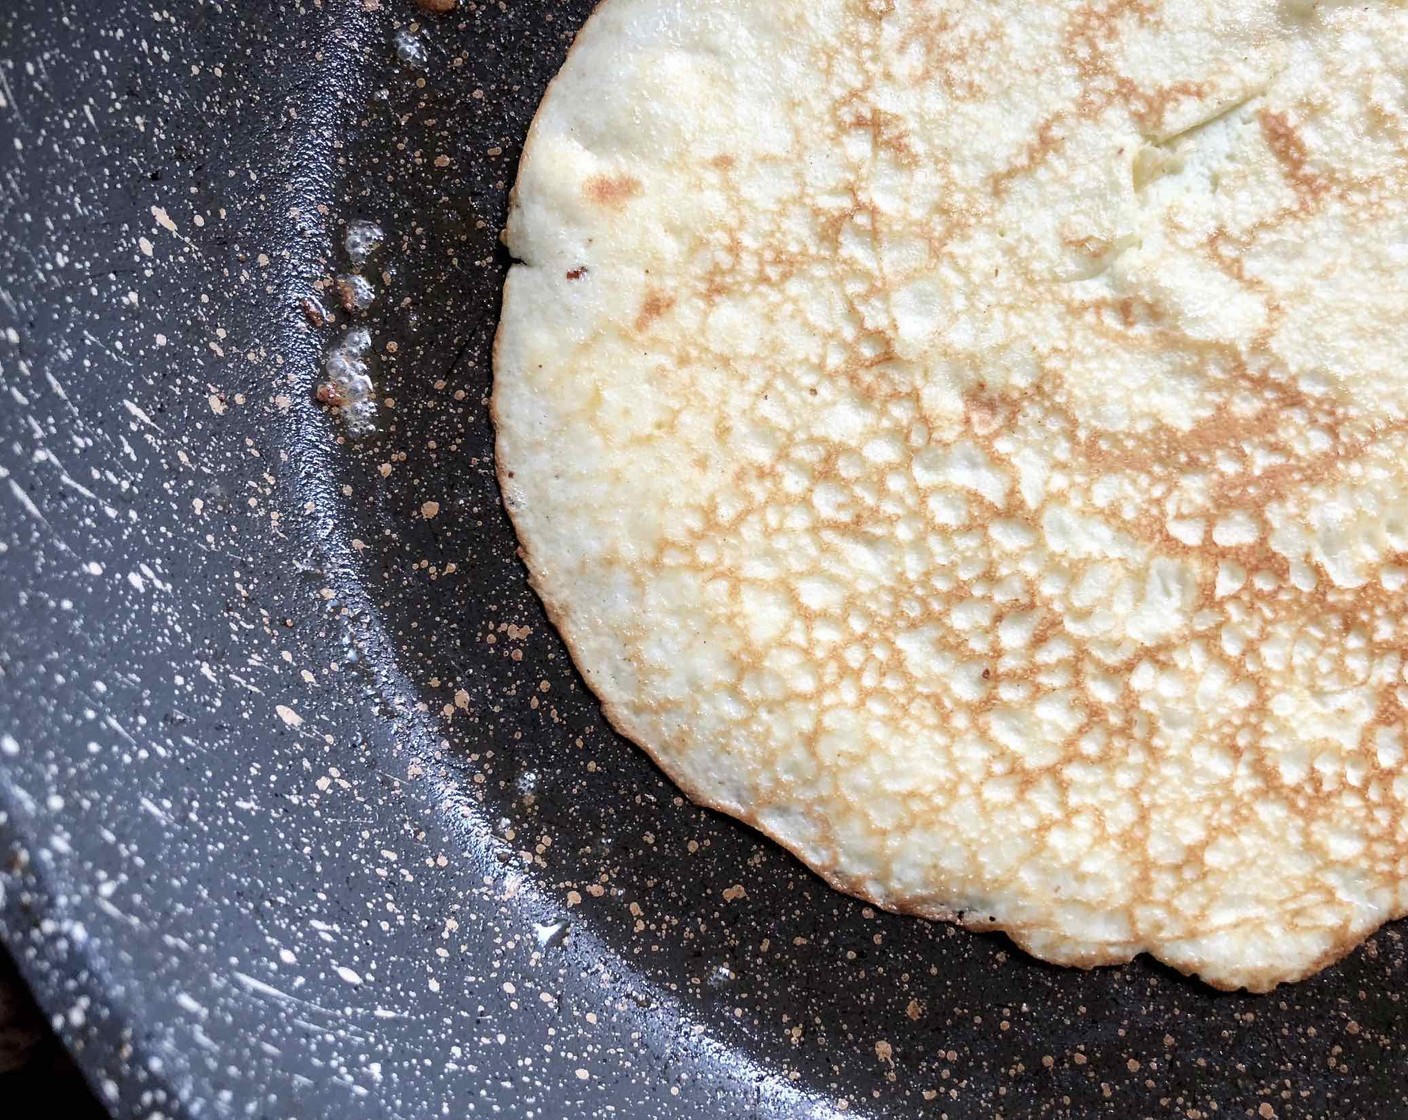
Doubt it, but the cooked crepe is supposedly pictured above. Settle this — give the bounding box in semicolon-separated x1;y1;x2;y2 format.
493;0;1408;991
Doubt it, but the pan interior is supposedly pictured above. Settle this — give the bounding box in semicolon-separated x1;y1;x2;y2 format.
310;2;1408;1115
8;0;1403;1115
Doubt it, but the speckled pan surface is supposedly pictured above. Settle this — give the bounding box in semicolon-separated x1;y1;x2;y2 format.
0;2;1405;1118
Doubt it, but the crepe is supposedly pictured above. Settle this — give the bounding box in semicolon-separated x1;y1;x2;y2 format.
493;0;1408;991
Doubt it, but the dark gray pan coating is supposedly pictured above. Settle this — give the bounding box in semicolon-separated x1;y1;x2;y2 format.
0;2;1404;1116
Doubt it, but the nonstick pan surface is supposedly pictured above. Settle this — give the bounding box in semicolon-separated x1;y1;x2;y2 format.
1;2;1406;1117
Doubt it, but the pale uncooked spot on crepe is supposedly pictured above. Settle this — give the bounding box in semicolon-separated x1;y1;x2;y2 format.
493;0;1408;991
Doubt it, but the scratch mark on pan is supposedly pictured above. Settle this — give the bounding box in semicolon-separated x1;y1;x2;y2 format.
138;796;171;823
96;897;144;929
59;473;99;502
101;712;138;748
121;398;164;432
227;673;266;696
0;65;23;129
42;447;99;502
6;478;76;556
43;369;70;401
0;777;37;816
233;973;371;1037
233;972;300;1004
83;329;133;369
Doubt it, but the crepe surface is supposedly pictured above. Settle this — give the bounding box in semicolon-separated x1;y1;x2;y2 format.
494;0;1408;990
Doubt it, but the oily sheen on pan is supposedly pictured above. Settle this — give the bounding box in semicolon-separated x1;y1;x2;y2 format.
493;0;1408;991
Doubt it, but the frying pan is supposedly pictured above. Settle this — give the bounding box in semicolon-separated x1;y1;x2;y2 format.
1;2;1405;1117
